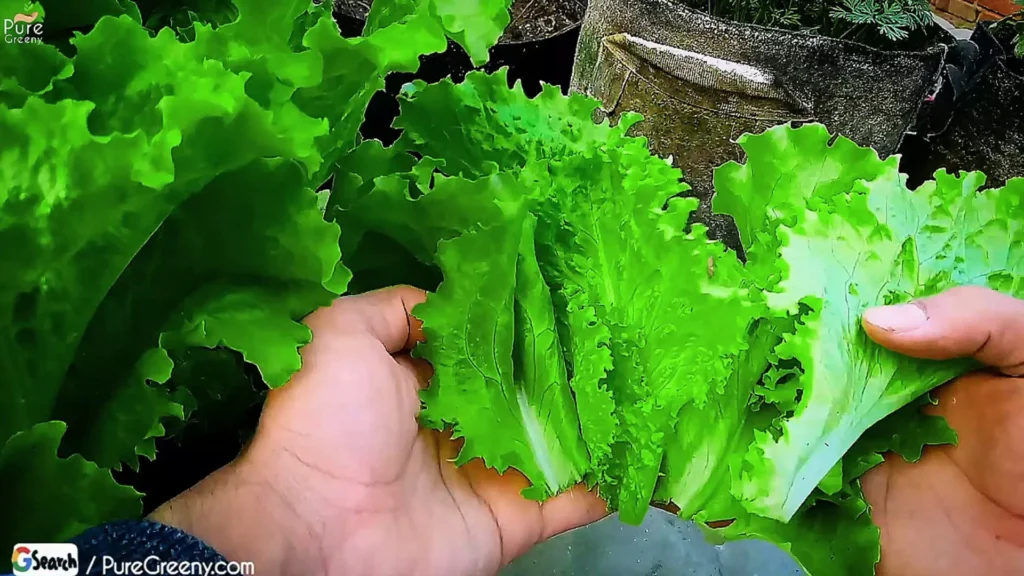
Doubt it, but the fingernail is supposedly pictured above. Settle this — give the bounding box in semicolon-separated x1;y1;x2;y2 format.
863;304;927;333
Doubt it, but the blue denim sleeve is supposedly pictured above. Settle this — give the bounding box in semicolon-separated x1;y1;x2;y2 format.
70;520;225;575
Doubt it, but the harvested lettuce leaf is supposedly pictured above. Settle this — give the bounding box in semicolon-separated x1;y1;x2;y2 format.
335;150;591;497
415;212;590;499
656;319;778;518
712;122;900;286
697;392;958;576
511;215;593;497
713;124;1024;522
535;150;755;523
361;69;759;523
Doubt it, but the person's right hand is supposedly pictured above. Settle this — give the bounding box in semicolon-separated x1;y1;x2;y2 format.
152;286;606;576
861;286;1024;575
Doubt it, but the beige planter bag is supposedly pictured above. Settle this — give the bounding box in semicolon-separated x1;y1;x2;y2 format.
571;0;945;249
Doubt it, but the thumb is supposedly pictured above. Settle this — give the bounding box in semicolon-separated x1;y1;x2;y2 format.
862;286;1024;376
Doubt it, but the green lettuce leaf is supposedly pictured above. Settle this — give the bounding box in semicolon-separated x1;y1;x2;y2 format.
0;1;73;107
697;392;957;576
0;422;140;556
334;147;594;498
53;159;344;471
415;212;590;499
510;215;592;497
656;319;778;517
0;97;179;449
539;153;754;524
716;483;881;576
713;124;1024;522
335;160;522;264
556;289;616;491
430;0;510;65
368;70;761;523
395;70;631;178
158;288;317;389
365;0;512;65
712;122;900;285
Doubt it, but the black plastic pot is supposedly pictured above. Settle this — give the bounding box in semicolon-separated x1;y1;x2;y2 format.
902;22;1024;187
334;0;585;44
570;0;947;250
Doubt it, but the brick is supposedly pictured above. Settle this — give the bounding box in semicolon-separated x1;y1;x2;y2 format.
977;0;1020;16
931;0;952;11
979;7;1005;19
935;7;979;26
944;0;981;22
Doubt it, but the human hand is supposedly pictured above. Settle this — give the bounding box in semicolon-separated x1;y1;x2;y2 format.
861;287;1024;575
151;286;607;576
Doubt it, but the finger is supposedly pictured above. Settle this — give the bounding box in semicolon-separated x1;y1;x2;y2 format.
394;354;433;390
539;484;608;541
457;458;540;565
306;285;427;354
862;286;1024;375
457;453;608;565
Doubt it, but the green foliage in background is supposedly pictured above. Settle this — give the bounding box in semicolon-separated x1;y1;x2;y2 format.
680;0;935;44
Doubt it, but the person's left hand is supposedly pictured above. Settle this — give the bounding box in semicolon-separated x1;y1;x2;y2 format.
152;286;607;576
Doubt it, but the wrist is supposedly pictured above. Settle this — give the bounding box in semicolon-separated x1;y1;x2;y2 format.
149;454;323;576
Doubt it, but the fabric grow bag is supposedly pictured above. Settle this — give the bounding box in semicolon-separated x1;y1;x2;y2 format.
906;22;1024;187
570;0;945;249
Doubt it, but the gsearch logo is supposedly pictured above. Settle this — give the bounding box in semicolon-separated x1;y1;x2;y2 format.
4;11;43;44
11;544;78;575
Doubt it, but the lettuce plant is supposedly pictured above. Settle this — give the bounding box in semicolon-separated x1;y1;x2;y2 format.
0;0;497;553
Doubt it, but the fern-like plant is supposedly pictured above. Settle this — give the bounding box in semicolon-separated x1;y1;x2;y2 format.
682;0;934;45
